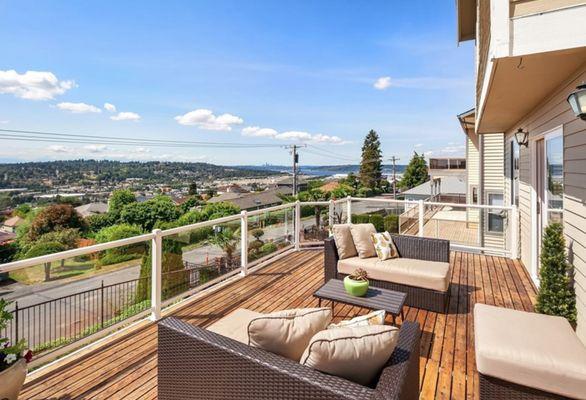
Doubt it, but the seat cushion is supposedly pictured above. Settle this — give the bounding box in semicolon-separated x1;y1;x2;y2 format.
207;308;262;344
331;224;358;259
248;307;332;361
300;325;399;385
349;223;377;259
474;304;586;399
338;256;451;292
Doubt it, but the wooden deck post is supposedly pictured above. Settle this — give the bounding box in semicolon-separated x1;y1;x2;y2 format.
150;229;162;321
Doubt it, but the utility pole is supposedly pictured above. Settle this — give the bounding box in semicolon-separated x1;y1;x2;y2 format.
389;156;400;199
284;144;306;196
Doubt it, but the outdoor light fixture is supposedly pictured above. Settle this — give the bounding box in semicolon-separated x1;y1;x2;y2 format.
515;128;529;148
567;83;586;120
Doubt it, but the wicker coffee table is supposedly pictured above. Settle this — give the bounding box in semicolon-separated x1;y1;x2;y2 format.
314;279;407;325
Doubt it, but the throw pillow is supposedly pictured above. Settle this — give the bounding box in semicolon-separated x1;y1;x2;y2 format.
328;310;386;329
349;223;377;259
370;231;399;261
331;224;358;259
300;325;400;385
247;307;332;361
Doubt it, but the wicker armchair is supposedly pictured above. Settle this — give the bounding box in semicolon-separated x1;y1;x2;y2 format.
325;235;450;312
158;317;420;400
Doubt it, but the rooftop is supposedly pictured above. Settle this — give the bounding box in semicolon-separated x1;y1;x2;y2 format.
19;249;535;399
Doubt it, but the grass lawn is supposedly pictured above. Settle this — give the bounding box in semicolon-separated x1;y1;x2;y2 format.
9;257;143;285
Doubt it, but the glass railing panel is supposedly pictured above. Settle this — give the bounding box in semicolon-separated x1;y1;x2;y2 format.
299;202;329;244
247;206;294;262
0;238;151;358
350;199;406;234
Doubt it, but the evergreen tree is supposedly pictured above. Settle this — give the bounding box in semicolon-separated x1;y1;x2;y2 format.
188;182;198;196
535;223;577;325
359;130;383;189
399;152;429;190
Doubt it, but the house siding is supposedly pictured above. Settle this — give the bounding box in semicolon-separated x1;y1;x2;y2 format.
505;65;586;344
466;137;480;224
482;133;506;249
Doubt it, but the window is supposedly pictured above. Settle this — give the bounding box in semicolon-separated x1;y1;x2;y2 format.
449;159;466;169
487;193;504;233
471;186;478;204
510;140;519;207
545;134;563;224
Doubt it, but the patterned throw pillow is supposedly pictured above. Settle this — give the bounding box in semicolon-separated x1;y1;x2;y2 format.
327;310;386;329
370;232;398;261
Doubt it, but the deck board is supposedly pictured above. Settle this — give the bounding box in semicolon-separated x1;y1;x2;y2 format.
19;249;536;400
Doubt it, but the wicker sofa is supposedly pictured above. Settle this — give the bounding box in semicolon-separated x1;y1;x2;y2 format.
158;317;421;400
325;234;450;312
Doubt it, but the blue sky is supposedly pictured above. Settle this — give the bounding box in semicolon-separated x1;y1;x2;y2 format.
0;1;475;166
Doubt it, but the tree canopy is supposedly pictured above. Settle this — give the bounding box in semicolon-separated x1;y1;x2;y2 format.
120;195;180;231
109;189;136;215
28;204;86;240
359;130;383;190
399;152;429;190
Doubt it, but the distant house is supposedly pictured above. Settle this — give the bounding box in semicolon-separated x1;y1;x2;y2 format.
216;184;249;195
207;188;286;211
401;176;466;204
75;202;108;218
1;215;24;233
273;176;309;192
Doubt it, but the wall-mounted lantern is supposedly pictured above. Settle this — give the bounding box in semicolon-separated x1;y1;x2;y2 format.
567;83;586;121
514;128;529;148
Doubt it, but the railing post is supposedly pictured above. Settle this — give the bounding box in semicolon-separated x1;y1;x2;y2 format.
240;210;248;276
346;196;352;223
510;205;519;259
100;280;104;329
328;199;334;227
14;301;19;344
150;229;162;321
418;200;424;237
295;200;301;250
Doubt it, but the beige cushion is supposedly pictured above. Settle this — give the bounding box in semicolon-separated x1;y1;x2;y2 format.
300;325;399;385
328;309;386;329
474;304;586;399
248;308;332;361
371;232;398;261
338;256;451;292
332;224;357;259
349;223;377;259
207;308;262;344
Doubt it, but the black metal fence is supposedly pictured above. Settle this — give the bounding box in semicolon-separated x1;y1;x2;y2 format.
0;260;240;356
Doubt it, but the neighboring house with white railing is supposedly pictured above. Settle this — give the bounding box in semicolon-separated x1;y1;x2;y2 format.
457;0;586;343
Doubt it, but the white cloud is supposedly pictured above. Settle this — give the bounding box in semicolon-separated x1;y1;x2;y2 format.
174;108;243;131
275;131;313;141
0;70;75;100
242;126;278;138
415;143;423;148
48;145;72;153
84;144;108;153
310;134;345;144
374;76;391;90
0;120;8;124
56;102;102;113
104;102;116;112
111;111;141;121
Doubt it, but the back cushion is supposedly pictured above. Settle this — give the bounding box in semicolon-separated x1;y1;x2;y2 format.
300;325;399;385
248;308;332;361
331;224;358;259
350;223;377;258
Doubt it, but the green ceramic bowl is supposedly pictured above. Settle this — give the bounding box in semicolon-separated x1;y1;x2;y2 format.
343;276;369;297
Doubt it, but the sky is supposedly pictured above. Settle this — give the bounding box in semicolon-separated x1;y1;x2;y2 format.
0;1;475;166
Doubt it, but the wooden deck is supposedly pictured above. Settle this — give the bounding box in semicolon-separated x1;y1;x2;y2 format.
20;249;536;400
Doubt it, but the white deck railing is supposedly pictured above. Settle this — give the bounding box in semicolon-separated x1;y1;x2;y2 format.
0;196;518;369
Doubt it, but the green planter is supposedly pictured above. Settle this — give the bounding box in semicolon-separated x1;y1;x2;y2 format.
343;276;369;297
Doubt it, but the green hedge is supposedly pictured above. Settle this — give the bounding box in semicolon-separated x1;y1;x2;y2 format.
351;213;384;232
384;214;399;233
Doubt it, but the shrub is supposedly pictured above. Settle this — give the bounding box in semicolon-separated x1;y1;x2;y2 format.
535;223;577;325
260;242;278;255
351;214;369;224
369;214;384;232
251;228;264;241
384;214;399;233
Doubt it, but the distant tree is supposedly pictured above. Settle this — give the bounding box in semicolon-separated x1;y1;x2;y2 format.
25;241;66;281
535;223;577;325
201;202;240;220
208;228;240;269
109;190;136;216
28;204;86;241
179;196;200;214
188;182;198;196
330;184;355;200
0;242;17;264
359;130;383;190
298;189;330;229
341;172;360;190
120;195;179;231
95;224;146;266
14;204;31;218
86;213;116;233
307;179;325;190
251;228;265;242
399;152;429;190
177;210;207;226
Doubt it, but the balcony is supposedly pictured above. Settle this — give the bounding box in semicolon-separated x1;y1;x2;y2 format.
0;198;526;399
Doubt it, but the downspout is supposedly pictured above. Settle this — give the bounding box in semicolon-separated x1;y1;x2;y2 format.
479;134;485;249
